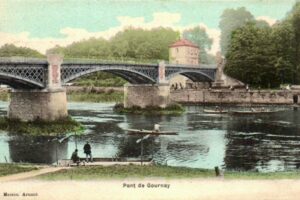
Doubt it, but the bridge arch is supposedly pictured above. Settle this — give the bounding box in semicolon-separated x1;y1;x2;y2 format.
61;67;157;85
166;70;215;82
0;73;44;89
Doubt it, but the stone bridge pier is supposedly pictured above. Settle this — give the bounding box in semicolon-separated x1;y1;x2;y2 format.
124;62;171;108
8;55;68;121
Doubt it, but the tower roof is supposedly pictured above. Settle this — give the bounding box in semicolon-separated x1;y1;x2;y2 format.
169;39;199;48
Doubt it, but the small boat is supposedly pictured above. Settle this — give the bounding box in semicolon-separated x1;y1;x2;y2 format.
126;129;178;135
203;109;228;114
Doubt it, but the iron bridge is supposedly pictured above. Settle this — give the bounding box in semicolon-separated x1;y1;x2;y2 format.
0;58;217;89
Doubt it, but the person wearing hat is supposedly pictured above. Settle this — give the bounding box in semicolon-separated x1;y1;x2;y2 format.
83;141;93;162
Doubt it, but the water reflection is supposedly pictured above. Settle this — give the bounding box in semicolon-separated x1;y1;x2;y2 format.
8;136;68;164
0;102;299;172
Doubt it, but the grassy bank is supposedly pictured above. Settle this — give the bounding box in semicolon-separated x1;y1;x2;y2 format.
38;165;214;180
0;163;39;177
114;103;185;115
67;91;123;103
0;116;84;136
37;165;300;180
0;91;9;101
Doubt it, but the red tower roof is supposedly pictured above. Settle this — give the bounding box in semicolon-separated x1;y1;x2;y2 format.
169;39;199;48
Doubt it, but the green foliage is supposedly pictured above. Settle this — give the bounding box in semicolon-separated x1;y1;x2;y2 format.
37;165;214;180
224;170;300;180
48;27;179;61
67;91;123;103
182;26;215;64
0;91;9;101
225;23;277;88
0;164;39;177
219;7;255;55
114;103;185;115
0;44;44;58
47;27;179;87
0;116;84;136
224;3;300;88
74;72;127;87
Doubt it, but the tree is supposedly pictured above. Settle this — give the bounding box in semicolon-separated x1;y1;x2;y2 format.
271;22;296;84
225;23;278;88
182;26;214;64
219;7;254;55
289;2;300;84
0;44;44;58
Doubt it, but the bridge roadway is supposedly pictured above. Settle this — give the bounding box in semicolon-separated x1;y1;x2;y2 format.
0;57;217;89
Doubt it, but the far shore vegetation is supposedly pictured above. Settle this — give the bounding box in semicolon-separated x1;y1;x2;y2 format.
0;116;84;136
0;90;124;103
113;103;185;115
67;91;123;103
0;163;39;177
36;165;300;180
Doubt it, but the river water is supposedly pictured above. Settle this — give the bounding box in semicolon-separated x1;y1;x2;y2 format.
0;101;299;172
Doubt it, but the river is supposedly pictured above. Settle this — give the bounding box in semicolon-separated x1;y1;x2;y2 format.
0;101;299;172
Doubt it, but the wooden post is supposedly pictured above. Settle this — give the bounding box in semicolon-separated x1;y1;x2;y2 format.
215;166;221;177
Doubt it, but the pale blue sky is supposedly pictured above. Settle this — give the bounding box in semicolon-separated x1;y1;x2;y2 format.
0;0;297;53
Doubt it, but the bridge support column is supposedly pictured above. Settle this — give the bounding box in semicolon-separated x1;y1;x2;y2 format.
124;83;170;108
8;88;68;122
8;54;68;122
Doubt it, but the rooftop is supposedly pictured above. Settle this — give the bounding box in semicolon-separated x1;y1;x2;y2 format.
169;39;199;48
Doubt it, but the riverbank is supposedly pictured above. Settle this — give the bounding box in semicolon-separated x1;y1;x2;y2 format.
0;116;84;136
0;163;39;177
1;87;300;105
113;103;185;115
36;165;300;180
0;88;124;103
67;91;123;103
171;88;300;105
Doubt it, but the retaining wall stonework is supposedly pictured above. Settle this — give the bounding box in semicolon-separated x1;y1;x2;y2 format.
124;84;170;108
170;89;300;104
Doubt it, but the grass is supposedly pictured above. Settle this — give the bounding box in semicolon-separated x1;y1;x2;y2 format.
67;91;123;103
37;165;214;180
0;116;84;136
36;165;300;180
224;171;300;180
0;163;39;177
114;103;185;115
0;91;9;101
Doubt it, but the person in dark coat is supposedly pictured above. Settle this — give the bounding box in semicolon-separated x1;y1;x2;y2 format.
71;149;80;165
83;142;93;162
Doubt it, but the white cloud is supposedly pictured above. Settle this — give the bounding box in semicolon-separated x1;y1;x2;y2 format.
256;16;278;26
0;12;220;55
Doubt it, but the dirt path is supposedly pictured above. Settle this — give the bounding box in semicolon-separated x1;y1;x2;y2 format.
0;167;66;182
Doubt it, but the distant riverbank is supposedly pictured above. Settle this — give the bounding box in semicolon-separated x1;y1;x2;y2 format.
1;87;300;105
0;87;124;103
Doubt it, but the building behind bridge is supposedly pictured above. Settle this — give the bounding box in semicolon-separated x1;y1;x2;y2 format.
169;39;200;89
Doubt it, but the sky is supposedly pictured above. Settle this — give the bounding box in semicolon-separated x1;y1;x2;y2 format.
0;0;297;55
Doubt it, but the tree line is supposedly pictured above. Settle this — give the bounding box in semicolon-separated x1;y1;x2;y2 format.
223;4;300;88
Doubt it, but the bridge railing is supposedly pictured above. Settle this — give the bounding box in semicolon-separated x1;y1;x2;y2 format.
0;57;47;64
0;56;217;69
165;63;217;69
62;57;161;65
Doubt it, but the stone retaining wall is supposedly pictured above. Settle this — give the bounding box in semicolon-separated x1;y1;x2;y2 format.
124;84;170;108
170;89;300;104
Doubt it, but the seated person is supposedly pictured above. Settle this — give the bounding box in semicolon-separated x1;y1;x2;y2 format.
71;149;80;165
